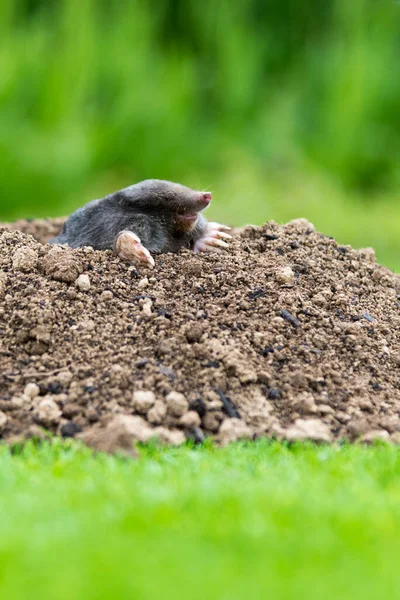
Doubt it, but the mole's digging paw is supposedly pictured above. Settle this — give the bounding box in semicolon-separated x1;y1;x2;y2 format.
115;231;155;268
193;222;232;253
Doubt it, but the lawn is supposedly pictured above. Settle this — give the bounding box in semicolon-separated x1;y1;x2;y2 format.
1;440;400;599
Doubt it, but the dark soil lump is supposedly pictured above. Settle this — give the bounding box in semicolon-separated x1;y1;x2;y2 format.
1;217;400;453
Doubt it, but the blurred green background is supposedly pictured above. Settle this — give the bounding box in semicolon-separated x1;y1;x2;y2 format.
1;0;399;268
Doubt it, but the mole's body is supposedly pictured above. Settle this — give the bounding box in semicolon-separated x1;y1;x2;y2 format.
50;179;231;267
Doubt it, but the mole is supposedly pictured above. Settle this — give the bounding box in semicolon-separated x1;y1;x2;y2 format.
49;179;231;267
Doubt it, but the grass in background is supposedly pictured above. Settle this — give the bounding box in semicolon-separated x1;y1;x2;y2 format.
0;0;399;268
1;440;400;599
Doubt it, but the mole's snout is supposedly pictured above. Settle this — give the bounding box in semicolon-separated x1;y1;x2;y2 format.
198;192;212;208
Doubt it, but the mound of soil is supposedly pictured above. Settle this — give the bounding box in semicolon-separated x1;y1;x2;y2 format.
1;217;400;454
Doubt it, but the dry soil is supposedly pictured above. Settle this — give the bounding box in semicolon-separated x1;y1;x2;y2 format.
1;217;400;453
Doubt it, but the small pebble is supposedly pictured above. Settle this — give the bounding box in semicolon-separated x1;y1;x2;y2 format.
76;274;91;291
141;298;153;317
24;382;40;399
276;266;295;284
138;277;149;289
101;290;113;300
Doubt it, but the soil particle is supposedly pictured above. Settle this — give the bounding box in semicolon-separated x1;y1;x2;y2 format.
283;419;333;443
147;400;168;425
292;392;318;415
0;271;8;299
202;412;223;433
360;430;391;444
276;266;295;285
166;391;189;417
24;383;40;399
152;427;186;446
62;403;82;418
78;415;185;454
0;411;8;432
1;217;400;452
42;246;83;283
33;397;62;426
77;415;146;456
132;390;156;414
12;246;38;272
185;324;204;343
217;418;254;446
76;273;91;291
179;410;201;428
60;422;83;438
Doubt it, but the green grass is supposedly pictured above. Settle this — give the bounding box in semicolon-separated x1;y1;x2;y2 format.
1;440;400;599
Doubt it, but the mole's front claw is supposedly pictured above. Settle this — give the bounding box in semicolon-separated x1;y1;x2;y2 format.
115;231;155;268
208;222;232;232
193;222;232;253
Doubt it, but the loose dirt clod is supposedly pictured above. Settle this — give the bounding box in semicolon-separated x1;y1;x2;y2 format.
132;390;156;414
217;418;254;446
276;266;294;284
33;397;62;426
24;383;40;399
283;418;333;443
42;246;83;283
12;246;38;272
179;410;201;428
166;391;189;417
1;217;400;452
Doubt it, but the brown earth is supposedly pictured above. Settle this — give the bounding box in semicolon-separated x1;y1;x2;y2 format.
1;216;400;454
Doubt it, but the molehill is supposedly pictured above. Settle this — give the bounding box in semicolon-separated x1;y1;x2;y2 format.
1;217;400;454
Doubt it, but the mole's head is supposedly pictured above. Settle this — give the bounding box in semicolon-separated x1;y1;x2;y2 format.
125;179;212;232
